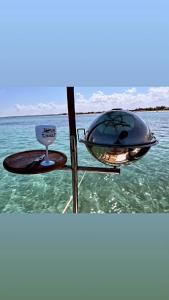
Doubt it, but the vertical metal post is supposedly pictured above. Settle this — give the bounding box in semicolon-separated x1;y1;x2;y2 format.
67;87;78;213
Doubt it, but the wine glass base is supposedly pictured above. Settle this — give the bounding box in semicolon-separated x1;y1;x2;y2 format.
40;160;55;167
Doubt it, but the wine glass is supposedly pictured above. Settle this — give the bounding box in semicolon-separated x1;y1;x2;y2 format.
35;125;56;166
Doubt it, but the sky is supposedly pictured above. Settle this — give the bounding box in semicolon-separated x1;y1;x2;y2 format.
0;87;169;117
0;1;169;85
0;1;168;116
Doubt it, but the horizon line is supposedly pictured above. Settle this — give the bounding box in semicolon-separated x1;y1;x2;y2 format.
0;106;169;118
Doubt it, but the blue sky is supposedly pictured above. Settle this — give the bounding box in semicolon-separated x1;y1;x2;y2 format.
0;1;169;85
0;0;168;114
0;87;169;117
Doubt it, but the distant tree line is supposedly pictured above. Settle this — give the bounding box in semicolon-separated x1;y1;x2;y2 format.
131;106;169;111
75;106;169;114
57;106;169;116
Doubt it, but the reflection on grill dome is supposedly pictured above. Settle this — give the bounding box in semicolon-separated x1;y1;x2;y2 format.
79;110;158;166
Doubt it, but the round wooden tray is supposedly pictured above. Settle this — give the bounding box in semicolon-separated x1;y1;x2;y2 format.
3;150;67;175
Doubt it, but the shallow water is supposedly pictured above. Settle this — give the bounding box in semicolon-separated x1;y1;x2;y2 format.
0;112;169;213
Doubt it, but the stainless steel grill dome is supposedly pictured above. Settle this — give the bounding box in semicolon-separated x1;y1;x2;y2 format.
78;109;158;165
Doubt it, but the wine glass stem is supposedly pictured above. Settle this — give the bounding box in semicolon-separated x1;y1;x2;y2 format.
46;145;49;162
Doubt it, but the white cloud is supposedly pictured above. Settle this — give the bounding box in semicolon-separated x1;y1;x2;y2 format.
126;87;137;94
2;87;168;117
14;102;67;116
75;87;169;112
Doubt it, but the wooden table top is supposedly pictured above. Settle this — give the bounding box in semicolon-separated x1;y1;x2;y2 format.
3;150;67;175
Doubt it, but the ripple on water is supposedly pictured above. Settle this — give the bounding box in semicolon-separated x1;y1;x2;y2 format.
0;113;169;213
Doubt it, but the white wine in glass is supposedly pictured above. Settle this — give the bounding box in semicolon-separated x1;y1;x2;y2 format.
35;125;56;166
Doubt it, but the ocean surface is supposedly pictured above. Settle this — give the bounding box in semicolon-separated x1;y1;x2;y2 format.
0;112;169;213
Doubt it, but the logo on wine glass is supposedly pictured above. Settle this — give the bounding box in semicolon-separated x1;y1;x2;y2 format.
35;125;56;166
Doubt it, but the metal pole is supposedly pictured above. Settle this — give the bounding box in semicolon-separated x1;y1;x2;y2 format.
62;165;120;174
67;87;78;213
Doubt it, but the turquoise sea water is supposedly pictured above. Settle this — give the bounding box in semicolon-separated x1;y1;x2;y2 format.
0;112;169;213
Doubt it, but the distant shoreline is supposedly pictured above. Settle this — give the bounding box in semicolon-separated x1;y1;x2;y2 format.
1;108;169;118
